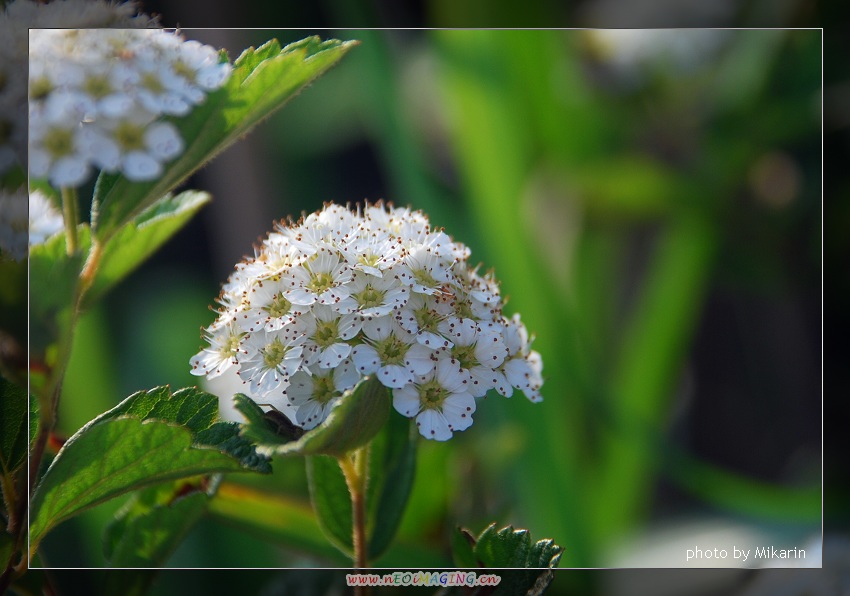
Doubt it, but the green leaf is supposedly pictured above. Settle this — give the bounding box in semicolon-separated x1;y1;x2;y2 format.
474;523;563;568
29;386;269;547
306;411;417;562
364;411;416;560
100;479;214;595
92;37;357;241
82;191;211;307
306;455;353;557
0;375;29;475
451;526;477;568
29;231;83;353
469;524;563;594
104;478;212;567
235;376;390;458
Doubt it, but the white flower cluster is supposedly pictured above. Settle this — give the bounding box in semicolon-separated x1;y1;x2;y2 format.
1;0;156;176
191;203;543;441
28;27;231;188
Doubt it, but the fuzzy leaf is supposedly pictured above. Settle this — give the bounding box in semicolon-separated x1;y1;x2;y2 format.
474;523;563;568
468;523;563;594
92;37;357;241
104;479;213;567
29;387;269;547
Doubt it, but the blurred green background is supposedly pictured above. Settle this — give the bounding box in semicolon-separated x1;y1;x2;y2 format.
40;18;827;596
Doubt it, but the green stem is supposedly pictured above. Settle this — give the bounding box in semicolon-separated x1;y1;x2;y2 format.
79;239;103;297
60;187;79;255
338;445;370;572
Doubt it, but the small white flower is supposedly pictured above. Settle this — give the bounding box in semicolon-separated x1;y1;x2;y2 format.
237;278;300;333
283;251;353;308
440;317;508;397
393;358;475;441
348;270;410;318
190;321;245;379
351;316;416;389
395;294;453;349
236;327;306;396
398;246;454;296
286;359;360;430
301;305;362;369
338;233;404;277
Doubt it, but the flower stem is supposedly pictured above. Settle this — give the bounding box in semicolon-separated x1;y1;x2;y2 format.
79;238;103;296
338;445;370;571
60;187;79;255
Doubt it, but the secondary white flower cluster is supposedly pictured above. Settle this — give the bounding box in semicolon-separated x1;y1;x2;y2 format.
0;0;156;176
191;203;543;441
28;27;231;188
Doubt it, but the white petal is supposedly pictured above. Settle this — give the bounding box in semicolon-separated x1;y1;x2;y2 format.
294;400;324;430
377;364;413;389
523;387;544;403
435;358;468;393
51;155;90;187
351;344;380;374
416;329;452;349
336;314;362;340
236;309;266;332
29;149;50;178
333;359;361;391
392;385;421;417
285;287;317;306
404;343;437;376
160;93;192;116
492;370;513;397
286;371;314;405
504;357;533;390
441;392;476;431
416;409;452;441
475;332;508;368
318;342;351;368
197;62;231;89
80;128;120;171
362;316;393;341
99;95;134;118
145;122;184;160
122;151;161;181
